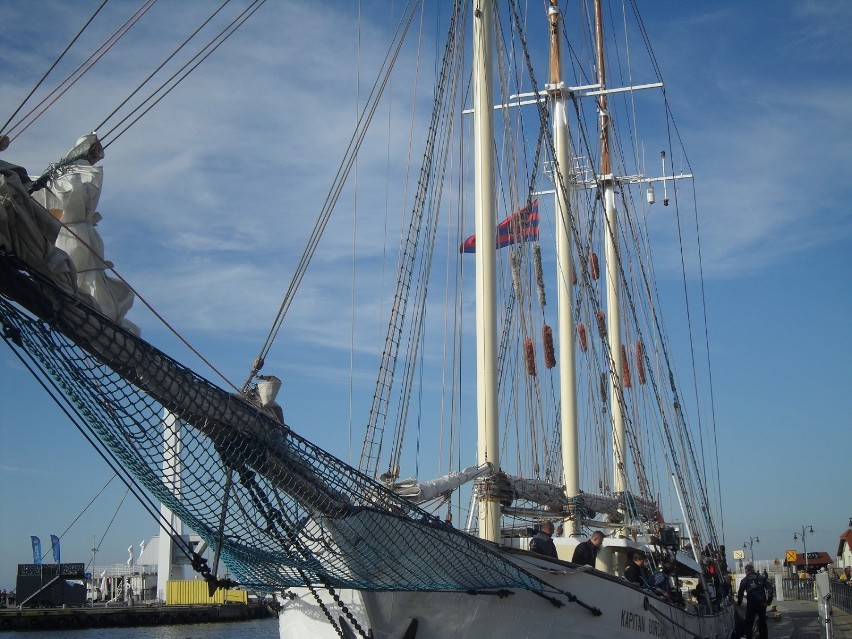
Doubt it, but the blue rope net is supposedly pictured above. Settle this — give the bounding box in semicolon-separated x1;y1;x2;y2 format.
0;253;555;596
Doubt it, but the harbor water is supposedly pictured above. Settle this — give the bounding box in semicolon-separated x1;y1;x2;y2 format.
0;617;279;639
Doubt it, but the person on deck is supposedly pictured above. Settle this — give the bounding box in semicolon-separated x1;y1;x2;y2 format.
737;563;772;639
571;531;604;567
529;521;558;558
624;552;651;587
649;561;676;600
691;581;712;614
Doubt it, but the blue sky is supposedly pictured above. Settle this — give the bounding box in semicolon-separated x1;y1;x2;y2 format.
1;0;850;591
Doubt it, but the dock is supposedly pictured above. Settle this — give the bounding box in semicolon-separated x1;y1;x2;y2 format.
772;599;852;638
0;601;273;631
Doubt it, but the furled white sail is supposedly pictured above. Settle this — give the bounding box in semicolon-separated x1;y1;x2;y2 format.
390;463;492;504
32;134;139;335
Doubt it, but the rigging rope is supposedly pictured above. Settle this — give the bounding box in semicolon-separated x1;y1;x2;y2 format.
503;0;711;538
612;0;725;546
94;0;234;134
2;0;158;146
101;0;268;149
243;0;423;391
0;0;110;142
382;25;465;480
0;255;601;599
3;328;199;568
346;0;364;467
2;0;268;158
56;473;117;541
88;487;130;573
41;215;241;393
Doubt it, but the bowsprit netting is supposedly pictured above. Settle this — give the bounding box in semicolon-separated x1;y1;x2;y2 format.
0;254;561;597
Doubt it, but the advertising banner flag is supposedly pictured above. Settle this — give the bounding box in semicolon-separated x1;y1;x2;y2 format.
31;536;42;565
50;534;61;564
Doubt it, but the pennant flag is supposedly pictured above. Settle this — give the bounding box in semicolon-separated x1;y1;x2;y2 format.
31;536;42;565
50;534;60;564
460;200;539;253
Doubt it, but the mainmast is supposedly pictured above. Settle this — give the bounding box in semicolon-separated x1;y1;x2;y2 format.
594;0;627;500
472;0;501;543
547;0;580;536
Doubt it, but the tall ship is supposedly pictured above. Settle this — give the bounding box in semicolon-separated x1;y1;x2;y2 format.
1;1;734;637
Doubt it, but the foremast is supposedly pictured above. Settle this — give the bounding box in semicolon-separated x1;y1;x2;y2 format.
472;0;501;543
594;0;628;510
547;0;580;536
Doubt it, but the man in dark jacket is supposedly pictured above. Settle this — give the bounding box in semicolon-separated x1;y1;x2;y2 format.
737;564;771;639
529;521;558;558
624;551;651;587
572;531;604;567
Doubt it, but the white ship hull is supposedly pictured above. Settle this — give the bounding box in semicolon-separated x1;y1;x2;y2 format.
280;556;735;639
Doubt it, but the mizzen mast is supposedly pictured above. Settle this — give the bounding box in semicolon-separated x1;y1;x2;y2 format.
546;0;580;536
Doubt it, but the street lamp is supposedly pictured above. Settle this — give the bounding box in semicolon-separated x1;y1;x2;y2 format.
793;525;814;572
743;536;759;564
90;535;99;608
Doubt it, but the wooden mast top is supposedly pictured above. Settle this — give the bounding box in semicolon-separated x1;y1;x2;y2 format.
594;0;611;176
548;0;562;84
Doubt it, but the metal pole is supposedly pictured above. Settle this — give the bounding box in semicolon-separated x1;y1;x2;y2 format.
671;473;699;562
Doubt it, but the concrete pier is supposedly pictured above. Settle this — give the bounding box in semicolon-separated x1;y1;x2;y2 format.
771;599;852;638
0;601;272;631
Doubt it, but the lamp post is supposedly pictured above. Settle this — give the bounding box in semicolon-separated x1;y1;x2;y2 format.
743;536;759;564
90;535;99;607
793;525;814;572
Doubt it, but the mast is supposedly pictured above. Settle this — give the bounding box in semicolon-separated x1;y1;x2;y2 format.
594;0;627;501
547;0;580;536
472;0;501;543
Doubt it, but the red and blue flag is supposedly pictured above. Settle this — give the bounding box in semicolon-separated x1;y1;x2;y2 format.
460;200;539;253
